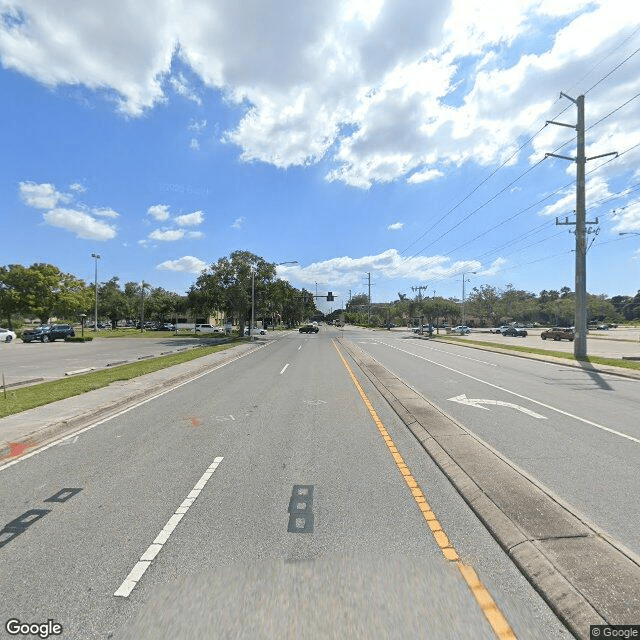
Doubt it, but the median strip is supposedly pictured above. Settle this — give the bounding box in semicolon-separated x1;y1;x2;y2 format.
333;340;517;640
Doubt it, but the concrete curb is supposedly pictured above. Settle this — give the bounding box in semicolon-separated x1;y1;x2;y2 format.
0;342;266;461
340;337;640;640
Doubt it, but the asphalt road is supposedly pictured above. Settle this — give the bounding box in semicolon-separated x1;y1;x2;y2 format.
346;327;640;558
0;328;572;639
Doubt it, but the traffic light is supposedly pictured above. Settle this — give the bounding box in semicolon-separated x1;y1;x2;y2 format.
327;292;334;301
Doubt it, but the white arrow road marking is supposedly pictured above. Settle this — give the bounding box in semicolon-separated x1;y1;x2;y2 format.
449;394;547;419
374;341;640;444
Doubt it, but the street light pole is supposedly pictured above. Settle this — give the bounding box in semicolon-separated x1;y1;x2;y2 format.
91;253;100;331
250;268;255;340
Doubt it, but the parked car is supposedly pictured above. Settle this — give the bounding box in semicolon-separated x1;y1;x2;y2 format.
450;325;470;335
194;324;222;334
489;326;509;334
22;324;75;343
541;327;575;341
299;324;319;333
0;327;17;342
501;326;528;337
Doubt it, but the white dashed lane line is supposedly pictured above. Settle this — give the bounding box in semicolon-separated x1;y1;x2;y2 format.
114;456;224;598
280;363;290;375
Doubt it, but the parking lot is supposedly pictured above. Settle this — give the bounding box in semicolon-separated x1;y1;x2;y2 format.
435;326;640;359
0;336;220;387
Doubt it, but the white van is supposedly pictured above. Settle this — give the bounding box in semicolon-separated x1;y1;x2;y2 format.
195;324;223;334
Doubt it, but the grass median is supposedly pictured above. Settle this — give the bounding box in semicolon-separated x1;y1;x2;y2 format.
0;340;242;418
439;335;640;371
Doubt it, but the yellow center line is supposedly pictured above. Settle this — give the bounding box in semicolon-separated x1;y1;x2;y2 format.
333;340;516;640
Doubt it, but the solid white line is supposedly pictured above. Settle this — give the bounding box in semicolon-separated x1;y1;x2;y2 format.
114;456;223;598
280;363;290;375
0;343;267;471
375;342;640;445
377;338;498;367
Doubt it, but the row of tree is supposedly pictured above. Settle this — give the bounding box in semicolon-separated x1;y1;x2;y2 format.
0;252;318;332
340;284;640;328
2;258;638;331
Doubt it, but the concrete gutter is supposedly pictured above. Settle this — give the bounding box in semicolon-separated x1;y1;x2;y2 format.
340;337;640;640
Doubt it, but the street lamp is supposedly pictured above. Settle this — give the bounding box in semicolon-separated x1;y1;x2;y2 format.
461;271;476;326
91;253;100;331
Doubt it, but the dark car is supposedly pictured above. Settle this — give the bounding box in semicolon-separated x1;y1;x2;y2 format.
299;324;319;333
501;326;527;337
541;327;574;341
22;324;75;343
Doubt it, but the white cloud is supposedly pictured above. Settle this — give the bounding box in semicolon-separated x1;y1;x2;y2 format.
175;210;204;226
388;222;404;230
278;248;484;287
231;216;245;229
19;181;69;209
156;255;207;273
189;138;200;150
147;204;171;221
69;182;86;193
188;118;207;134
43;208;117;240
149;228;185;241
93;207;120;218
4;1;640;188
170;72;202;105
187;231;204;239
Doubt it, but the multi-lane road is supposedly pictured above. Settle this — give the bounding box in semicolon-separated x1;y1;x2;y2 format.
1;325;638;638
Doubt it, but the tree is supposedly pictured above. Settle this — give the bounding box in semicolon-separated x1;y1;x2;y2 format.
188;251;277;335
98;277;127;328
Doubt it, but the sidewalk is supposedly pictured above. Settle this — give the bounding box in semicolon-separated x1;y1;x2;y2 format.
0;340;266;461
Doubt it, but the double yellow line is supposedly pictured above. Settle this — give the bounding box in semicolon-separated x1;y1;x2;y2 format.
334;341;516;640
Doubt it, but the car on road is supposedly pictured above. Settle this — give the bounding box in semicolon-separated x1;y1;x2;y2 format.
501;326;528;337
0;327;17;342
541;327;575;341
299;324;319;333
22;324;75;343
450;325;470;335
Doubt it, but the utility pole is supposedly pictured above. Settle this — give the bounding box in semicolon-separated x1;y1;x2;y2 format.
411;285;428;301
367;273;371;323
545;93;617;359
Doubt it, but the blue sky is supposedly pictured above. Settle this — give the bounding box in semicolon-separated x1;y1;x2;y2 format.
2;1;640;314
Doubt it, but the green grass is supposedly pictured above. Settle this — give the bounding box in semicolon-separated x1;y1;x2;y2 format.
439;335;640;371
0;339;244;418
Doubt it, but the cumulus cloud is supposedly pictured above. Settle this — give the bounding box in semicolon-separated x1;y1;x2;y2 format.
278;248;486;287
231;216;245;229
156;255;207;272
43;208;117;240
93;207;120;218
147;204;171;221
149;228;185;241
3;1;640;187
175;210;204;226
388;222;404;231
19;181;69;209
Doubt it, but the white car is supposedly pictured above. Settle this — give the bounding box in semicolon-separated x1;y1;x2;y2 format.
0;327;17;342
450;325;470;335
194;324;223;334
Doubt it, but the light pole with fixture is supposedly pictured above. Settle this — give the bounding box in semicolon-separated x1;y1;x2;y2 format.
91;253;100;331
461;271;476;326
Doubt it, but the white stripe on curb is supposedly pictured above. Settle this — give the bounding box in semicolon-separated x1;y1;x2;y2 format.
114;456;224;598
